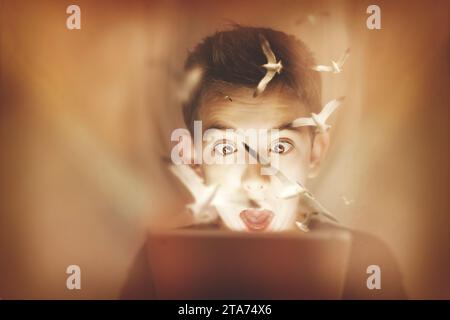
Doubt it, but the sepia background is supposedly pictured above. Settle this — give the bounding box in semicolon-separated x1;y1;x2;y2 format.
1;0;449;299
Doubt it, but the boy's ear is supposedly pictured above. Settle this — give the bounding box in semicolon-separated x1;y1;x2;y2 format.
308;132;330;178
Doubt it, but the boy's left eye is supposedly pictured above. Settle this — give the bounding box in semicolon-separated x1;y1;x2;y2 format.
270;141;294;154
214;141;237;156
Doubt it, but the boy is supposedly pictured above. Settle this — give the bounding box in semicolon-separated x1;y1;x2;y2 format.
121;25;406;299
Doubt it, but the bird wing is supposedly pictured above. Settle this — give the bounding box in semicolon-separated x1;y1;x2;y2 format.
254;70;276;97
317;96;344;122
291;116;315;127
295;220;311;232
337;48;350;67
301;192;338;222
260;34;276;63
311;65;333;72
277;183;305;199
242;141;337;222
191;184;220;215
242;142;305;200
178;66;203;103
203;184;220;206
169;164;210;203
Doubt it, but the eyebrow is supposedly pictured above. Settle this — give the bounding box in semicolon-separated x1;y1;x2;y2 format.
205;122;237;131
205;121;297;131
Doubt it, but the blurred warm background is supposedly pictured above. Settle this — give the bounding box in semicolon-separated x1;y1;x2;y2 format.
1;0;449;299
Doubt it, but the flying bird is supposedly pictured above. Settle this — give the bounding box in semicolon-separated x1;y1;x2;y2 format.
253;35;283;97
291;96;345;134
296;213;316;232
241;142;338;228
340;195;355;206
295;191;339;232
294;11;330;26
176;66;203;104
312;48;350;74
169;164;219;223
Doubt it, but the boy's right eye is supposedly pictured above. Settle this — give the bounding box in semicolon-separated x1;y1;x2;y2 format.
213;141;237;156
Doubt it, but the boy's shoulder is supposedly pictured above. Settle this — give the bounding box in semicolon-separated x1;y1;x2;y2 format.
309;219;407;299
309;218;387;245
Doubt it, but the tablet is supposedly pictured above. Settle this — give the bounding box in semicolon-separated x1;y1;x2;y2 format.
146;228;352;299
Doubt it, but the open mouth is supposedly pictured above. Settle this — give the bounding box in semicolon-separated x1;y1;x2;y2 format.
239;209;274;231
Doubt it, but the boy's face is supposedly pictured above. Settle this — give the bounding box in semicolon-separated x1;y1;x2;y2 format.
196;87;328;232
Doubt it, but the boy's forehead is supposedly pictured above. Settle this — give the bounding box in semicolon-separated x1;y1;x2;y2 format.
199;87;309;131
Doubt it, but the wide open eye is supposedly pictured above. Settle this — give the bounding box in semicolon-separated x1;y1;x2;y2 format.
270;140;294;155
214;141;237;156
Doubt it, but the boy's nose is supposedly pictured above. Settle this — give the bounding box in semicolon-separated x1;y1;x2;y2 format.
242;164;269;192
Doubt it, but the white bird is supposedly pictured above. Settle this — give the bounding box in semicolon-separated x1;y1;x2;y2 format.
312;48;350;74
295;191;339;232
283;181;338;225
296;213;316;232
254;35;283;97
177;66;203;104
340;195;355;206
300;192;337;223
169;164;219;223
242;142;338;228
294;11;330;26
291;96;345;134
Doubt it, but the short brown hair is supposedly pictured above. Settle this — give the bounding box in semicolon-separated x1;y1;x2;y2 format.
182;25;321;132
